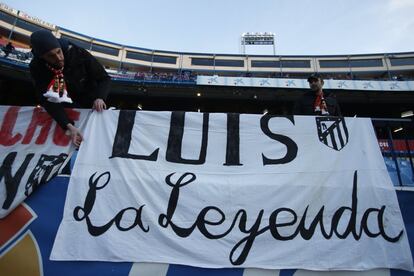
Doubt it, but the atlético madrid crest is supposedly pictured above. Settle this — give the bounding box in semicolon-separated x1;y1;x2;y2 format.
316;117;349;151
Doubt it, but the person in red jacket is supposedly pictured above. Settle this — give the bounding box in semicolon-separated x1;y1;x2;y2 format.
29;30;110;147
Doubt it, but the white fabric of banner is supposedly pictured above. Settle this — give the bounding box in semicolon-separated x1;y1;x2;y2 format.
51;110;413;271
0;106;89;218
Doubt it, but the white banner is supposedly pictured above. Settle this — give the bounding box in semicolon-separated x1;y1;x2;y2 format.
0;106;89;218
51;110;413;271
197;75;414;91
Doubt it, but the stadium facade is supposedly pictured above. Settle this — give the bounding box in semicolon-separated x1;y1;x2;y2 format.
1;2;414;116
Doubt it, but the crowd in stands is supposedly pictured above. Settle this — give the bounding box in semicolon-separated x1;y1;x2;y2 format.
0;43;196;84
0;43;33;63
108;69;197;83
1;42;413;82
244;72;412;81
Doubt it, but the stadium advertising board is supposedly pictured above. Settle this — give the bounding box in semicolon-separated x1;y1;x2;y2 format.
197;75;414;91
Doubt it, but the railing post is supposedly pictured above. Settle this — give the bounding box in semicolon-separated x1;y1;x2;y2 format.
387;125;403;186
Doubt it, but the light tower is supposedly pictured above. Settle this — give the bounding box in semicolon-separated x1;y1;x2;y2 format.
241;32;275;55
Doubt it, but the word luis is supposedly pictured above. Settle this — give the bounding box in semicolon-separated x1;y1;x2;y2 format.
111;111;298;166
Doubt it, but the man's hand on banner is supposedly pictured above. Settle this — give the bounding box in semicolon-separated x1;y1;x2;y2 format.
92;98;107;112
66;123;83;147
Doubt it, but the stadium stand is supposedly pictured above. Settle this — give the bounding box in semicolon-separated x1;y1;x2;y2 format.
0;3;413;185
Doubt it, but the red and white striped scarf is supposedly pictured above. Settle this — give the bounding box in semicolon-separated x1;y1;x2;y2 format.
314;92;329;115
43;64;72;103
46;64;65;94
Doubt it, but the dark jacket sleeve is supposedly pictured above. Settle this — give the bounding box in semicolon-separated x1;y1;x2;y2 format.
326;95;342;117
333;100;342;117
29;60;73;130
79;47;111;101
292;99;302;115
293;93;311;115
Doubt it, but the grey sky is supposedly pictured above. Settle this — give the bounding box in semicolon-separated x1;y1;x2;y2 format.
3;0;414;55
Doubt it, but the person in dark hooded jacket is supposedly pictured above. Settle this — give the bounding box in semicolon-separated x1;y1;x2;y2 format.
29;30;110;147
293;73;341;116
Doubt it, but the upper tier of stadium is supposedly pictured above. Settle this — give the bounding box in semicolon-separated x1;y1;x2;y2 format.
1;3;414;81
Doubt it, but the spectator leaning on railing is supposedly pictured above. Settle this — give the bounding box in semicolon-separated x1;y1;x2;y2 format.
29;30;111;147
293;73;341;116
